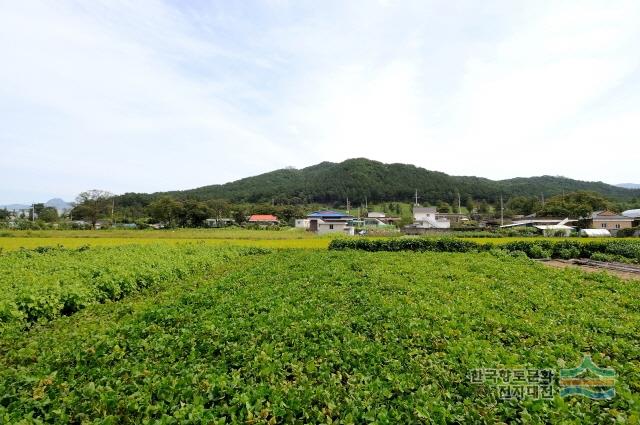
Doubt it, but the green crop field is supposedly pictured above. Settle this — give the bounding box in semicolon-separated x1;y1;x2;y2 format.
1;244;638;423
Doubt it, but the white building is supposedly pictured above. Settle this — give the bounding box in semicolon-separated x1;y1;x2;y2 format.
295;219;310;229
367;211;386;218
412;207;450;229
317;220;355;236
307;210;355;236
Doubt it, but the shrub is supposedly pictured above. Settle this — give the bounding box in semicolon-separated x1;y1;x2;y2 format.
330;237;640;262
529;245;551;259
329;237;485;253
616;227;640;238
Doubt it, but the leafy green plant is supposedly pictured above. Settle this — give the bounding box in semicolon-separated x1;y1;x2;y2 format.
0;245;242;332
0;249;638;423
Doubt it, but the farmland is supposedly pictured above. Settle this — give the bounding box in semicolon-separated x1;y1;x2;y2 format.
1;229;638;252
1;244;639;423
0;229;333;251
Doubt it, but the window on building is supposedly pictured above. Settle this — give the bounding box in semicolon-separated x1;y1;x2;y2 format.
329;224;334;229
616;224;621;229
601;223;607;228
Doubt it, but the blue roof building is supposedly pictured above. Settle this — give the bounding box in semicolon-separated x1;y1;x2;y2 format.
306;210;354;219
306;210;355;235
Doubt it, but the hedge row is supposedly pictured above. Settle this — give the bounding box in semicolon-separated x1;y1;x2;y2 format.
329;237;640;262
328;237;484;253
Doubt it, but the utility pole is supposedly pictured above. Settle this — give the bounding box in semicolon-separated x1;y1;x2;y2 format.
541;193;545;206
111;199;115;227
500;195;504;227
364;196;368;211
457;192;461;214
346;197;350;215
414;189;419;207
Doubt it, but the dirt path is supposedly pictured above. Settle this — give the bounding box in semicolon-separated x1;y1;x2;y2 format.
542;259;640;281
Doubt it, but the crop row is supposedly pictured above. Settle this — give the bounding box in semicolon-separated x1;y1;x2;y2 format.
0;244;249;331
329;237;640;261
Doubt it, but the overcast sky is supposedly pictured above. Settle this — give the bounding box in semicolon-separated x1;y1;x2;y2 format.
1;0;639;203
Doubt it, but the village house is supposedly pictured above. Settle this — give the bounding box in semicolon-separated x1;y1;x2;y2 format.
247;214;279;226
411;207;451;229
307;210;355;236
435;212;469;226
294;218;310;229
205;218;235;228
366;212;401;226
585;211;636;234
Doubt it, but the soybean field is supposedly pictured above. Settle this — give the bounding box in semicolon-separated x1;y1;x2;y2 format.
0;243;639;423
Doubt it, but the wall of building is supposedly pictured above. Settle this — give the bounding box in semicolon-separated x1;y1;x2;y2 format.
295;219;310;229
317;222;354;236
592;220;634;230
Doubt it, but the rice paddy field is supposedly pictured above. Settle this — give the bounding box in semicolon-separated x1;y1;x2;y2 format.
0;229;637;252
1;231;639;423
0;229;333;251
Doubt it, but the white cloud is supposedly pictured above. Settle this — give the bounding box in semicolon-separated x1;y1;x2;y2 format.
1;0;639;203
0;0;302;202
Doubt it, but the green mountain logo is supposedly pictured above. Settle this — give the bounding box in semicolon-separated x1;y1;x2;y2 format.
559;356;616;399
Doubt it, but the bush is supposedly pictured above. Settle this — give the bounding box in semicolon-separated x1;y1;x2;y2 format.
616;227;640;238
329;237;486;253
330;237;640;263
529;245;552;259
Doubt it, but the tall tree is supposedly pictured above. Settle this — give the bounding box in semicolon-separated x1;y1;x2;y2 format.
465;197;475;213
208;199;231;221
538;191;612;218
73;190;114;229
436;201;451;213
176;199;210;227
38;207;59;223
148;197;182;226
507;196;541;216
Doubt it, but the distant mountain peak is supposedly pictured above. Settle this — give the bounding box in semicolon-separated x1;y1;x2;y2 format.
0;198;72;212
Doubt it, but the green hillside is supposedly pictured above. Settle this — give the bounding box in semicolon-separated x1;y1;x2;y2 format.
149;158;640;205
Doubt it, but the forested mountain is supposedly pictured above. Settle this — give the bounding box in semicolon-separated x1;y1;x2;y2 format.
136;158;639;205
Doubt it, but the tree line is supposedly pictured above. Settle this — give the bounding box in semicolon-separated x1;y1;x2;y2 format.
2;189;638;230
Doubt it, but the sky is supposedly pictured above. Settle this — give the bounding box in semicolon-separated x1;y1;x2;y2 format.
1;0;639;204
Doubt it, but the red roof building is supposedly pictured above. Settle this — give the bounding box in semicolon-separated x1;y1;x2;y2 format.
248;214;279;224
